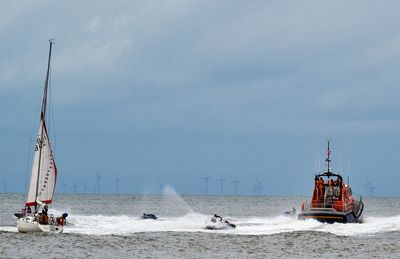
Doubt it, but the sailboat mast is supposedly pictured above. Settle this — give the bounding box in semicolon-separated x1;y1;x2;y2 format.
34;39;54;211
42;39;53;118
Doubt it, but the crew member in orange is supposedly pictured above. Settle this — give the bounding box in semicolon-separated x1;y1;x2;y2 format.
56;216;64;226
56;213;68;226
317;177;324;198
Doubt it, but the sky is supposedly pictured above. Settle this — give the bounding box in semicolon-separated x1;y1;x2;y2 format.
1;1;400;196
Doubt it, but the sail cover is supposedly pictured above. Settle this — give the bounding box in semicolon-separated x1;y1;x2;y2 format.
26;116;57;207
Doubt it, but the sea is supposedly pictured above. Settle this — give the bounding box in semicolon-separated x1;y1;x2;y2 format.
1;188;399;258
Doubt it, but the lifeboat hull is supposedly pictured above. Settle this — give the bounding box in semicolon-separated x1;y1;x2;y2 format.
298;210;360;224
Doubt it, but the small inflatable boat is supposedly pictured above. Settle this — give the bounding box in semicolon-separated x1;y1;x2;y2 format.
140;213;158;220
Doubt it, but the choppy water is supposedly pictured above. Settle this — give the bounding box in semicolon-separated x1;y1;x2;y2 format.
1;189;400;258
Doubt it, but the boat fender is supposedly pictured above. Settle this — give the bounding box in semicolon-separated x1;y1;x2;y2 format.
353;201;364;219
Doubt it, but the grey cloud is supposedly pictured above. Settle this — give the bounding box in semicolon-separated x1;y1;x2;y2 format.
2;1;400;195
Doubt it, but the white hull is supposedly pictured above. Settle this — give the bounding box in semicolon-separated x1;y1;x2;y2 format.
17;216;63;233
205;218;236;230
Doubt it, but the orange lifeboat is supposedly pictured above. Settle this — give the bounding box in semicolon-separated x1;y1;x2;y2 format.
298;141;364;223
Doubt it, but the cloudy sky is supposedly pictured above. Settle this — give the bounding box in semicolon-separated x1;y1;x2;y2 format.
1;1;400;196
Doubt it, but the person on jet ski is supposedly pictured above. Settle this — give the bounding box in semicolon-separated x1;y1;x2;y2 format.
284;206;296;215
213;214;223;221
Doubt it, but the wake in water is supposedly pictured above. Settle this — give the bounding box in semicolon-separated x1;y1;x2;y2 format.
57;213;400;236
3;211;400;236
1;189;399;237
64;188;400;237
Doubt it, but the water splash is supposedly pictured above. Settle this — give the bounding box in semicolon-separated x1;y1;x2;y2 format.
62;214;400;236
161;185;194;214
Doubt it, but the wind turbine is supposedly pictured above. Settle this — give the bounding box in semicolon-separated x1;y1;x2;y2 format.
202;176;211;195
115;176;122;195
158;182;164;194
364;180;375;197
219;178;226;195
2;178;6;193
73;184;78;194
232;179;239;195
254;180;263;195
83;184;88;194
95;173;102;194
62;182;68;194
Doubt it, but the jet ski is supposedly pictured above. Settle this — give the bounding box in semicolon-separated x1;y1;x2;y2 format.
140;213;157;220
283;207;297;216
205;214;236;230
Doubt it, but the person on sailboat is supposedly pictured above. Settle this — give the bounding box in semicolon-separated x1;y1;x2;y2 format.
42;205;48;215
26;206;32;214
39;205;49;225
56;213;68;226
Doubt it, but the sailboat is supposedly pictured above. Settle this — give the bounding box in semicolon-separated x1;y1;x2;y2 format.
16;39;67;233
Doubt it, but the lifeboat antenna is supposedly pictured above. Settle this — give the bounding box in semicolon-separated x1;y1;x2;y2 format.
326;140;332;173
